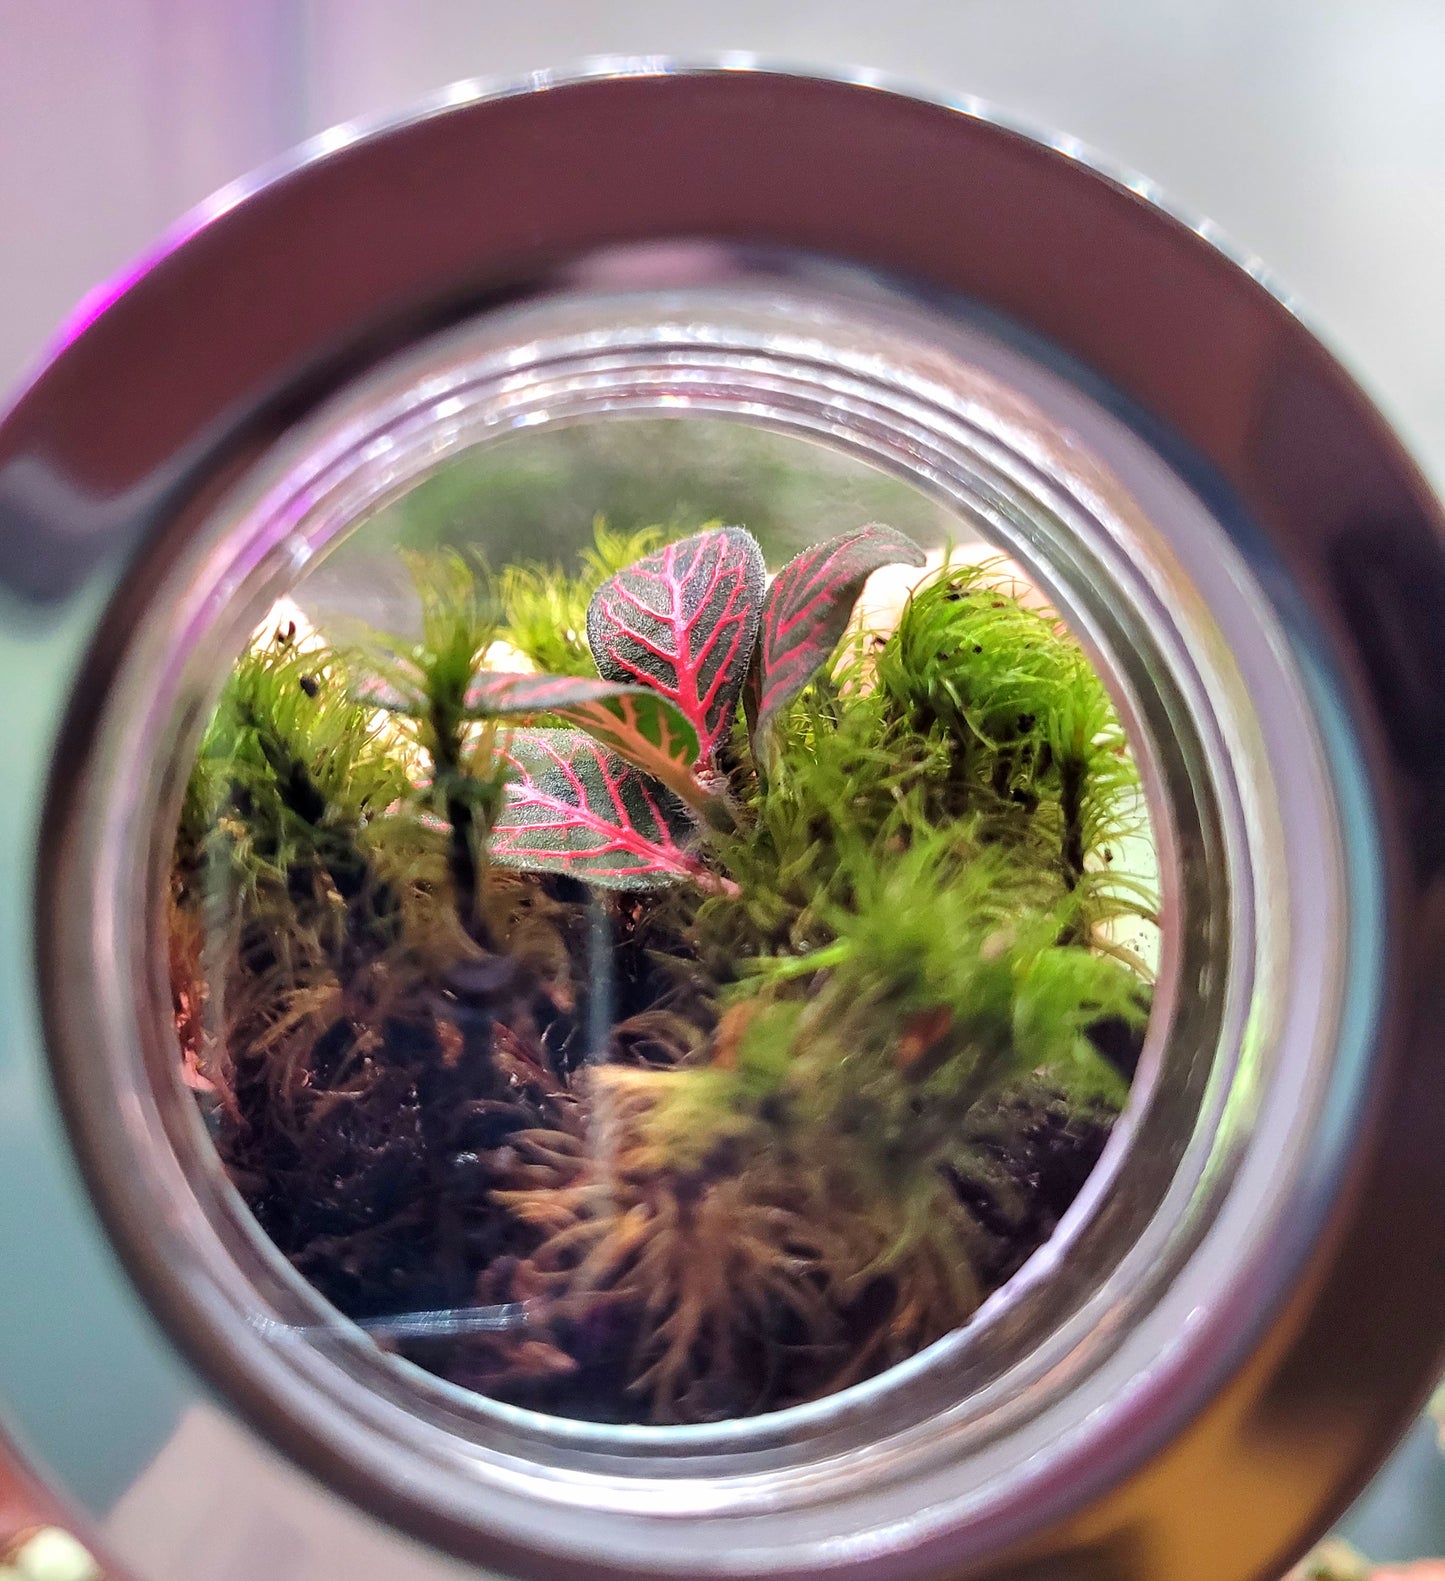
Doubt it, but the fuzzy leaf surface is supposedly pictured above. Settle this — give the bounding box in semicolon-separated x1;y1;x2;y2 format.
751;524;926;741
464;672;717;817
586;527;765;762
492;728;727;891
464;671;642;718
352;673;421;715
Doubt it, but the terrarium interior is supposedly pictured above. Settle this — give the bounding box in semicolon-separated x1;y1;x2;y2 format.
167;418;1161;1426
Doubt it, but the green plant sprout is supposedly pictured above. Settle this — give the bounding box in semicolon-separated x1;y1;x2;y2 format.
170;519;1158;1424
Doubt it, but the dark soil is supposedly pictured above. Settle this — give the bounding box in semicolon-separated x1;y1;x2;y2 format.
198;909;1130;1421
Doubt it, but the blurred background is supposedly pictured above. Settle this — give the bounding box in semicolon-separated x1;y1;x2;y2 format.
1;0;1441;1569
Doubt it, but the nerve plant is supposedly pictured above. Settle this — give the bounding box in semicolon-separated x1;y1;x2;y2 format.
171;518;1157;1424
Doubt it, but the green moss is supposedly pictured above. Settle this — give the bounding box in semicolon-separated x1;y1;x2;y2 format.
177;626;410;946
343;551;512;936
171;530;1159;1425
499;519;669;676
874;561;1143;886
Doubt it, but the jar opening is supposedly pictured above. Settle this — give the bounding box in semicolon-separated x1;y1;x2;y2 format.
168;407;1161;1428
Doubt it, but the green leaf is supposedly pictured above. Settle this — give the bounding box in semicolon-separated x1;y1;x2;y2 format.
352;672;421;715
491;729;735;894
586;526;766;762
463;672;722;822
749;524;925;750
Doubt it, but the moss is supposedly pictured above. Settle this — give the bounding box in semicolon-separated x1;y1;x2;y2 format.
170;529;1158;1424
499;519;669;676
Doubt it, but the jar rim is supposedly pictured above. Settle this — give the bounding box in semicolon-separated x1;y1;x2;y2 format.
11;63;1437;1581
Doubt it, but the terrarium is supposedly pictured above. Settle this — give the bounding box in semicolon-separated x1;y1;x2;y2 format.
16;65;1443;1581
167;413;1159;1424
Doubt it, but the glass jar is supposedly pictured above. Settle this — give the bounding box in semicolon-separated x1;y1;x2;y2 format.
2;63;1443;1581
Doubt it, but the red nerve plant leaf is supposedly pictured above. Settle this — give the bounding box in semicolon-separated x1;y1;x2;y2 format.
586;527;765;763
750;524;926;743
353;673;419;715
491;728;736;894
464;672;645;718
463;672;718;818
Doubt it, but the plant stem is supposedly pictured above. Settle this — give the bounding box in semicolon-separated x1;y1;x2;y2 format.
432;697;495;949
1059;754;1085;891
446;788;482;934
